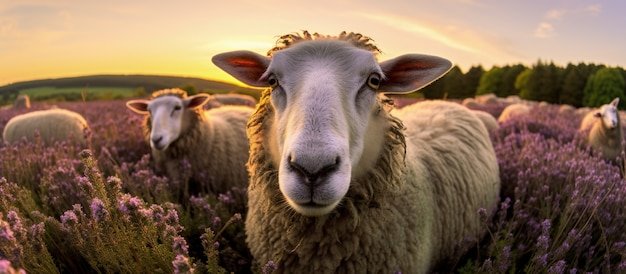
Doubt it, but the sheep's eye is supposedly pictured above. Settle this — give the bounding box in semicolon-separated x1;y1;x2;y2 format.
173;105;182;111
367;73;381;90
268;75;279;88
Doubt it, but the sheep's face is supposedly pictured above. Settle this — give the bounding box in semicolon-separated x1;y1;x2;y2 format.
595;97;620;130
126;94;210;151
213;38;451;217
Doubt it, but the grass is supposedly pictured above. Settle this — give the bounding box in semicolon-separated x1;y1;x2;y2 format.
20;86;137;101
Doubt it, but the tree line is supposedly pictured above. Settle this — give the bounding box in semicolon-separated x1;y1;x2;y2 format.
418;60;626;108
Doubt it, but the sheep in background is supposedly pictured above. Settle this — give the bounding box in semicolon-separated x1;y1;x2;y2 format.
205;93;257;109
498;103;531;122
2;108;90;147
126;88;253;195
13;95;31;109
461;97;481;109
472;109;500;132
558;104;576;115
475;93;499;105
579;97;623;164
212;31;501;273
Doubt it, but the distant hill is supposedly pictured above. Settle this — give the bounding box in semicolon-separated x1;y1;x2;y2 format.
0;74;259;99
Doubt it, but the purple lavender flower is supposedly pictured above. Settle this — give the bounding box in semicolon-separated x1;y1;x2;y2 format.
262;260;278;274
172;236;189;255
60;210;79;226
172;254;194;274
90;197;109;222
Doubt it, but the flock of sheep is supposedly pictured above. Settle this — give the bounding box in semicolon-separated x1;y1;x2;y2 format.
1;31;623;273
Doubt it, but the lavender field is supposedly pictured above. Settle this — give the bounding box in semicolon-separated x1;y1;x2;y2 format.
1;98;625;273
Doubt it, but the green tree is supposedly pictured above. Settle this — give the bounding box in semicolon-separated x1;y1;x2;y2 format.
441;66;465;99
516;68;532;99
460;65;485;98
499;64;526;97
583;67;626;108
476;67;503;96
517;60;562;103
179;83;198;95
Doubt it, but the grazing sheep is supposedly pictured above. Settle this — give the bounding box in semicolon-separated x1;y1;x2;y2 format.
2;108;89;147
13;94;31;109
472;109;500;132
461;97;481;109
475;93;499;105
497;103;531;123
579;97;623;164
212;31;501;273
558;104;576;115
126;88;253;194
206;93;257;109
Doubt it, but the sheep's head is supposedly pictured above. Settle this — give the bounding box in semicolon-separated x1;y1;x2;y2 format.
594;97;620;130
213;34;451;216
126;90;210;151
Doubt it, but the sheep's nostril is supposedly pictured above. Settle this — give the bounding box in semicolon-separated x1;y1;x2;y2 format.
288;155;340;186
152;136;163;145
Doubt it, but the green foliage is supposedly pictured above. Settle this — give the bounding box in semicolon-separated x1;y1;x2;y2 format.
583;67;626;108
179;83;198;96
518;60;563;103
477;67;504;96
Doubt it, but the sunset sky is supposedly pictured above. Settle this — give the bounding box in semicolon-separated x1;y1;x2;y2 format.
1;0;624;87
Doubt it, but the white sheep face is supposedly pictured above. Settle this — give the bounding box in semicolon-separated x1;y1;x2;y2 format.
266;42;384;216
595;97;620;129
126;94;210;151
213;39;451;217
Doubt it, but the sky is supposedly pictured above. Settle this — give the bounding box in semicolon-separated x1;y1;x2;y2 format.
1;0;624;87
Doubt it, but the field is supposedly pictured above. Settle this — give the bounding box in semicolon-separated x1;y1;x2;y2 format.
19;86;137;101
0;97;625;273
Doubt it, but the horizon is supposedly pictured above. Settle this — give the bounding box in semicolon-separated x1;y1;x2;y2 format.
2;1;625;87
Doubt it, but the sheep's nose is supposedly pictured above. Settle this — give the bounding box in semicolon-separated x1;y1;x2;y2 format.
288;155;340;187
151;136;164;149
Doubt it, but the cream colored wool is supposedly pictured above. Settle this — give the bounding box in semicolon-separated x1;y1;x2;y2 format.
497;103;531;123
2;108;89;147
206;93;257;109
471;109;500;132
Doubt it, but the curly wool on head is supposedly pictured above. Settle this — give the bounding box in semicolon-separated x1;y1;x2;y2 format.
267;31;382;57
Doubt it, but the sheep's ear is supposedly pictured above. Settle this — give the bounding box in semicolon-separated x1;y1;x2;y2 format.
594;112;602;118
185;94;211;109
611;97;620;107
212;50;270;88
378;54;452;94
126;100;150;114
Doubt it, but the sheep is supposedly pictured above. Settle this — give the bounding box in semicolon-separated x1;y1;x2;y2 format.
475;93;499;104
13;94;31;109
205;93;257;109
125;88;253;195
579;97;623;164
497;103;531;123
461;97;481;109
212;31;501;273
2;108;90;147
472;109;500;132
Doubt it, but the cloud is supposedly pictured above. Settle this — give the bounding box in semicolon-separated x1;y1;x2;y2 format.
545;4;602;20
534;22;555;38
535;4;601;39
356;12;481;54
